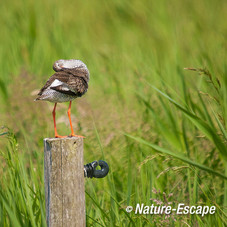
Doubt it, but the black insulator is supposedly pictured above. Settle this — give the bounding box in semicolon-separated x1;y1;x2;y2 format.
84;160;109;178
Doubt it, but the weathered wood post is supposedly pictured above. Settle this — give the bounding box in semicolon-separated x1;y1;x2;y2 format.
44;137;85;227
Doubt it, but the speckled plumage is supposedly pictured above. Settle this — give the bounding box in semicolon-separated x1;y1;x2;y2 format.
35;59;89;103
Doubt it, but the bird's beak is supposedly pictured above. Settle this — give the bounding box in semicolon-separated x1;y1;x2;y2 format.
58;63;64;68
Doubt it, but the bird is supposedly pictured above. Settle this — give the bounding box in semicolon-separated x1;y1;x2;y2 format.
35;59;89;138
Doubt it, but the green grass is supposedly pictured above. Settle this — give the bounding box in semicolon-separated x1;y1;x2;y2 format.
0;0;227;226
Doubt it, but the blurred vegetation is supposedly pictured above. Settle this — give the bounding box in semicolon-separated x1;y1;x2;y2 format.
0;0;227;226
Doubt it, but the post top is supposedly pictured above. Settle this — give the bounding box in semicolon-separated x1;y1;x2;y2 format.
44;137;83;142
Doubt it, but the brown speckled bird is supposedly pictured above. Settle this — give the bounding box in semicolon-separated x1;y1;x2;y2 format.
35;59;89;138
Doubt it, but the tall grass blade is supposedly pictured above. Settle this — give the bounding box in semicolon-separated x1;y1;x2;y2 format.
150;85;227;161
125;134;227;180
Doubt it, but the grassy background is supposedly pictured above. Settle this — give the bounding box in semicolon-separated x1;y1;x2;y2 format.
0;0;227;226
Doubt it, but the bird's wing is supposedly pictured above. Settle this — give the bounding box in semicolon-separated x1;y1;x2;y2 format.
38;71;88;97
67;75;88;96
50;75;88;97
50;79;77;96
38;72;72;95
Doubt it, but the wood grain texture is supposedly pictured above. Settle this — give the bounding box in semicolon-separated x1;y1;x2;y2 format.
44;137;85;227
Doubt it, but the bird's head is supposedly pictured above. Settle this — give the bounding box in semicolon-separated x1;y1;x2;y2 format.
53;59;90;82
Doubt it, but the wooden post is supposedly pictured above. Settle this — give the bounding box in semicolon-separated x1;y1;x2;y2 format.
44;137;85;227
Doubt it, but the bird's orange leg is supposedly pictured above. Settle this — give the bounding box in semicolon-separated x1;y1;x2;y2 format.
67;101;85;138
52;103;66;138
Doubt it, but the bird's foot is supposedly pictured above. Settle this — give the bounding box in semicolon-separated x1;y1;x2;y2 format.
55;134;67;138
69;133;85;138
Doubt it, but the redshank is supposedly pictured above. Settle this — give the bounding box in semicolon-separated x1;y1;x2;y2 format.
35;59;89;138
